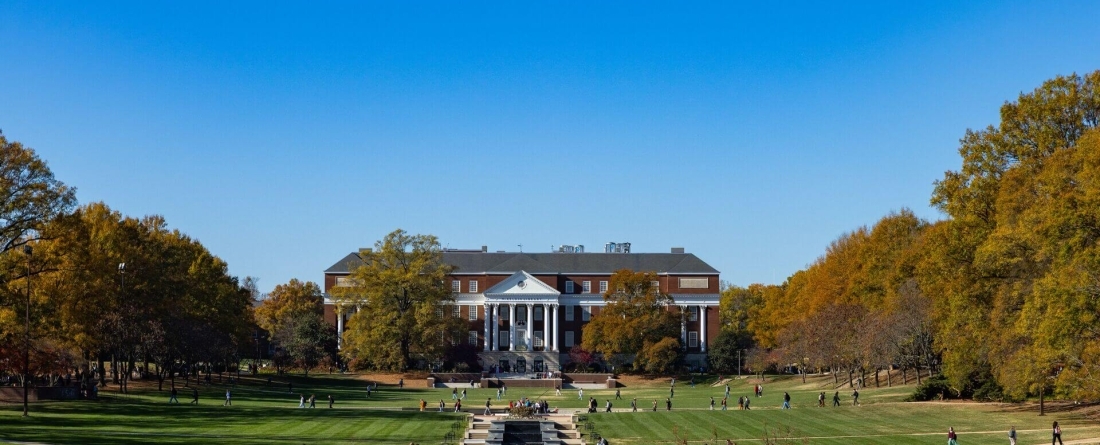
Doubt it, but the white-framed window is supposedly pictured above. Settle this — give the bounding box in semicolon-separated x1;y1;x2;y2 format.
534;332;543;347
565;281;574;294
582;306;591;321
651;280;660;291
452;280;461;292
583;281;591;293
335;276;353;287
688;331;699;348
501;308;509;320
453;305;461;318
468;305;478;320
565;331;575;347
469;331;478;345
565;305;575;321
500;330;510;347
534;306;543;321
599;281;608;293
436;307;443;317
469;280;478;293
689;306;699;321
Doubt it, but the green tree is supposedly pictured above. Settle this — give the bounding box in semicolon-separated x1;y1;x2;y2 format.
334;229;462;371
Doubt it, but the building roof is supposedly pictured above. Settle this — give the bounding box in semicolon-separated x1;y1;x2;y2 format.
325;251;719;275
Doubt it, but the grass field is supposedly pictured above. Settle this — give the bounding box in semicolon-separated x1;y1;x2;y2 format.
2;373;1097;444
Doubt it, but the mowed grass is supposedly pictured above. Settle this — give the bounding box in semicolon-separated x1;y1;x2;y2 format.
583;375;1100;444
0;374;465;445
3;373;1097;444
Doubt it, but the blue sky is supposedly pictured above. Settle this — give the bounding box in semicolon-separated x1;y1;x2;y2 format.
2;1;1098;292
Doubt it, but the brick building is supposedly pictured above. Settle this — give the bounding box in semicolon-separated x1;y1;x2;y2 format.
322;244;720;371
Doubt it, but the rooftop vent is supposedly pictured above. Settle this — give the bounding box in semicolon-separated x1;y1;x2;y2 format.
605;242;631;253
671;247;685;254
557;244;585;253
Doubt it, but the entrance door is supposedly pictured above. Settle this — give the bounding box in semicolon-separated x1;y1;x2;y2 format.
516;358;526;373
498;359;509;373
534;359;544;372
516;330;527;350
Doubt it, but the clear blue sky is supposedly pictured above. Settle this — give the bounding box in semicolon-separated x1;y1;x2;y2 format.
2;1;1098;293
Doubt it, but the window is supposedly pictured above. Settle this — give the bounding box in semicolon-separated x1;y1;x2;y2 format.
500;331;510;348
688;331;699;348
651;280;660;291
452;280;461;292
565;281;574;294
501;309;509;320
469;331;478;345
468;305;478;320
453;305;461;318
436;307;443;317
582;306;591;321
335;276;353;287
534;306;543;321
679;277;709;289
469;280;478;293
565;331;575;347
689;306;699;322
534;332;543;347
582;281;591;293
565;305;575;321
599;281;608;293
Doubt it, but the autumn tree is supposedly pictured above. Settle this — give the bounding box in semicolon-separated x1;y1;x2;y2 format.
334;229;463;371
581;270;681;370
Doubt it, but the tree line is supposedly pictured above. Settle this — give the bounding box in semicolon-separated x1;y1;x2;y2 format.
0;136;256;393
709;71;1100;402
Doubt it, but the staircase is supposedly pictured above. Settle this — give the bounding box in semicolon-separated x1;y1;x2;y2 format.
463;415;584;445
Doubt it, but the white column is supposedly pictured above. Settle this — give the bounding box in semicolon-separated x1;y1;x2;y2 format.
700;304;707;352
680;305;687;346
552;304;559;352
542;303;550;351
483;304;491;352
336;306;344;350
526;304;534;349
492;304;499;351
509;304;516;351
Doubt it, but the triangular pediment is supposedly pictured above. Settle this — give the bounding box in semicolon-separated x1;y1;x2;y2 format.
484;270;560;296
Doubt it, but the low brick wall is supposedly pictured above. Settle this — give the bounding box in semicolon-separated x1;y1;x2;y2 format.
481;378;561;389
562;373;614;384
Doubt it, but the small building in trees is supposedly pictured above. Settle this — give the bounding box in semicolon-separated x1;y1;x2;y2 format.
322;245;720;371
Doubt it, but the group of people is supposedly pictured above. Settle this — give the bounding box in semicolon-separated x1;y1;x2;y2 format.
949;422;1063;445
296;393;333;408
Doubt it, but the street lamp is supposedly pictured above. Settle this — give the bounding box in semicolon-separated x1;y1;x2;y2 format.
22;245;32;417
117;263;125;393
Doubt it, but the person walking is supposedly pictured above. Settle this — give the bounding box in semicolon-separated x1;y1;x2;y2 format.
818;392;825;407
832;391;841;407
224;389;232;406
169;387;179;404
670;387;674;398
743;397;750;410
309;394;316;408
605;399;612;412
578;388;584;399
398;378;404;388
710;396;715;410
652;399;658;411
439;399;445;412
496;387;502;400
454;399;462;412
852;389;860;406
615;389;621;400
190;388;199;405
461;388;467;400
725;384;730;398
721;397;727;411
452;388;458;400
484;398;493;415
555;385;561;396
631;397;637;412
298;394;305;408
948;427;958;445
328;394;334;408
665;397;672;411
1008;425;1016;445
690;377;695;388
1052;421;1063;445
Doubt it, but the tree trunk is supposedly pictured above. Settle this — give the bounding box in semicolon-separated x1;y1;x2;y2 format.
1039;385;1045;416
801;361;806;383
847;369;854;388
901;367;907;385
887;367;892;387
832;367;838;384
874;368;880;388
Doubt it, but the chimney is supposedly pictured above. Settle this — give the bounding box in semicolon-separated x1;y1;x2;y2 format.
671;247;685;254
358;247;373;256
481;245;488;252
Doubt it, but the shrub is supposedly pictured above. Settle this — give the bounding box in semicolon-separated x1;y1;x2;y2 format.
905;374;951;401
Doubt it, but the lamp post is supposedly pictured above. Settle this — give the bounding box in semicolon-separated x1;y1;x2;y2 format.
22;245;32;417
117;262;125;394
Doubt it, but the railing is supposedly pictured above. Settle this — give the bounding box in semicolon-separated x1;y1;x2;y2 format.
575;414;600;445
440;417;468;445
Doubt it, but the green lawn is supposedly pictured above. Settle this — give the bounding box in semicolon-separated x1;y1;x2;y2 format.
3;373;1096;445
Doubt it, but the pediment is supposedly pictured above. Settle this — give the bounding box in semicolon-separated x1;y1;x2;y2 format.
484;270;560;296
